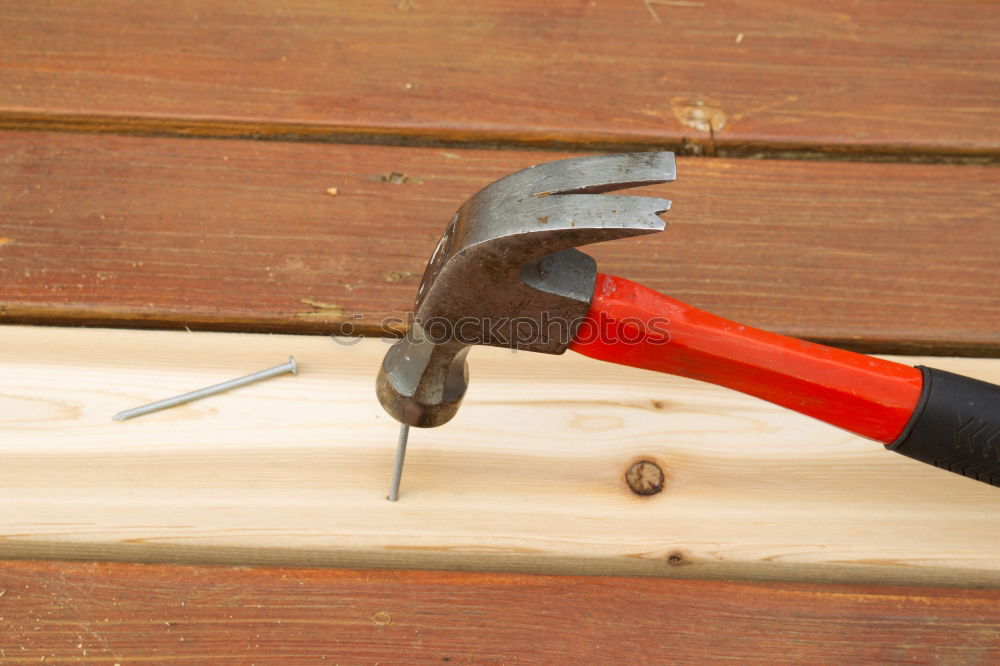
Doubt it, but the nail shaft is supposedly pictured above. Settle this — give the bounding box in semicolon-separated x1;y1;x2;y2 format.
113;356;298;421
387;423;410;502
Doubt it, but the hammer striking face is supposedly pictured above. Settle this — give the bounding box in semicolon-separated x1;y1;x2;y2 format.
376;152;676;429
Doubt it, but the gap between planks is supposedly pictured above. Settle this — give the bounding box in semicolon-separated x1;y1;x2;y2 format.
2;324;999;587
1;112;997;165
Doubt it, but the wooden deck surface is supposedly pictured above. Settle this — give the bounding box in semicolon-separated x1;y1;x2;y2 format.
2;0;998;157
1;0;999;662
4;560;1000;665
2;131;998;355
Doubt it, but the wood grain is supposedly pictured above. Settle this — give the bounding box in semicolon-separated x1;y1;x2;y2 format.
3;0;997;652
1;0;998;157
2;131;999;355
2;325;1000;586
1;560;999;665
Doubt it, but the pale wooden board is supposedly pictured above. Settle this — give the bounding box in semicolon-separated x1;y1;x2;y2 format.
2;324;999;587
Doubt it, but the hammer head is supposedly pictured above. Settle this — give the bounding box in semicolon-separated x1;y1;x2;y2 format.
376;152;675;427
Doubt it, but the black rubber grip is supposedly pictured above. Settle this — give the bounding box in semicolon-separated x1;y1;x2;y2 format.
888;366;1000;487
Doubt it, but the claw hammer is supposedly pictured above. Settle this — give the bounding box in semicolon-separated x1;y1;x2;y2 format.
376;152;1000;498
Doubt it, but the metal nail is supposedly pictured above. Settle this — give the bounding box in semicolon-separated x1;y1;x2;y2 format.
387;423;410;502
113;356;298;422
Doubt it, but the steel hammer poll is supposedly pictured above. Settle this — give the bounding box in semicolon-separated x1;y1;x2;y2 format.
376;152;1000;498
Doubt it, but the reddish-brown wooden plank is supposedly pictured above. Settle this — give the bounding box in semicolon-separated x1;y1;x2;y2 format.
0;561;998;664
1;131;998;354
1;0;998;157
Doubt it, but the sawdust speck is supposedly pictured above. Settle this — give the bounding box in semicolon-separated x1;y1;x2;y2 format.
644;0;704;23
298;299;346;320
384;271;416;283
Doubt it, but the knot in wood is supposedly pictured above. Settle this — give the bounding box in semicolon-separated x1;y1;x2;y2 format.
625;460;665;496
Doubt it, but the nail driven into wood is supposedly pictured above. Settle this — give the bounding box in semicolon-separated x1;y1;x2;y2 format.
387;423;410;502
112;356;298;421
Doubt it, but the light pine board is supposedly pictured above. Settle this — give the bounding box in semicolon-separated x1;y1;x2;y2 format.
2;325;999;587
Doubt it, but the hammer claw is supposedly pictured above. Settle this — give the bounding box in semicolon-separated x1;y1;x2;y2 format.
524;152;677;197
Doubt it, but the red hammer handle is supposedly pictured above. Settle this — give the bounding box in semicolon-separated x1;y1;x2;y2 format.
569;273;923;443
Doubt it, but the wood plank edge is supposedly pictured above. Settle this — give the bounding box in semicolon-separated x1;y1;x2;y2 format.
4;539;1000;590
2;111;997;166
4;312;999;359
5;557;1000;598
